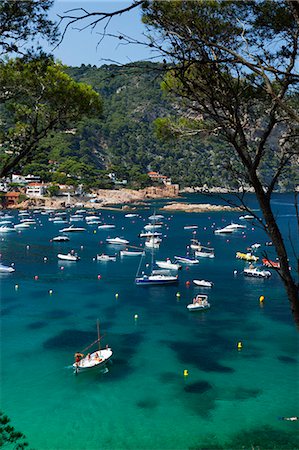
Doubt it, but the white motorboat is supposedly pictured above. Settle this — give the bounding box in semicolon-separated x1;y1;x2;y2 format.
243;266;271;278
135;273;178;285
187;294;210;311
144;223;163;230
0;226;16;233
52;235;70;242
239;215;254;220
139;231;162;238
53;220;68;224
251;243;261;249
148;214;164;220
98;224;115;229
59;225;86;232
193;279;213;288
70;215;84;222
57;252;80;261
125;213;138;218
174;256;199;264
214;226;234;234
85;215;99;221
73;321;113;374
184;225;198;230
14;223;30;229
20;218;36;224
0;220;13;225
120;249;145;257
106;237;129;245
155;259;182;271
195;246;215;258
0;263;15;273
226;222;246;230
96;254;116;261
145;237;161;249
190;239;201;250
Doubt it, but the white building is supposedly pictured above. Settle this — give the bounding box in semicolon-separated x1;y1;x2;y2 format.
26;184;46;197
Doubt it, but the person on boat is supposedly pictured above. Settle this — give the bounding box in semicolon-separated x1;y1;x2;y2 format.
193;295;202;305
74;352;84;363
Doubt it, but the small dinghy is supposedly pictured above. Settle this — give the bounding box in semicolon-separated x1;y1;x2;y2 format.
57;252;80;261
187;294;210;311
193;279;213;287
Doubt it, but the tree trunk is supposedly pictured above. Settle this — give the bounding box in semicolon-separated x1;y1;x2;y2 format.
252;177;299;325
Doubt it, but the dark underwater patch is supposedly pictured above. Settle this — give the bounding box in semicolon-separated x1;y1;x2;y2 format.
45;309;72;319
28;320;47;330
233;387;261;400
1;305;18;316
224;425;299;449
159;371;180;384
278;355;297;364
168;341;234;373
99;331;144;382
43;329;95;351
136;398;158;409
184;380;212;394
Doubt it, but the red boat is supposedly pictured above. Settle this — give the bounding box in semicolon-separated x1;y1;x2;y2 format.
262;258;280;269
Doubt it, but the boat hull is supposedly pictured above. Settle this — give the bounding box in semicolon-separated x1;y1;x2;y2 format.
57;254;80;261
73;348;113;373
135;275;178;285
187;303;210;311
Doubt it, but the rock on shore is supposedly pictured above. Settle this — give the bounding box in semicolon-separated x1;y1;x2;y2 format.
162;202;239;213
8;185;180;210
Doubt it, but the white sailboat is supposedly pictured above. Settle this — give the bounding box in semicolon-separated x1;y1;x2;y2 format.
135;246;178;286
73;320;113;374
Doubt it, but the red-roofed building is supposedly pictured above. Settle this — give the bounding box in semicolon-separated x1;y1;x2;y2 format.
26;183;46;197
147;171;172;185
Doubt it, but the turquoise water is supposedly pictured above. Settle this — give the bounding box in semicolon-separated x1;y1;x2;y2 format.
1;193;298;450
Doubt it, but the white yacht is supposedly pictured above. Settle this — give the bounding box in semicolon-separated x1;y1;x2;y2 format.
106;237;129;245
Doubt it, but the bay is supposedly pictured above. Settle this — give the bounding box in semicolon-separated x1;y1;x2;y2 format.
1;193;298;449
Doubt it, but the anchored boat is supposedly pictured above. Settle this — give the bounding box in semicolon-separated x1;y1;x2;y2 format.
73;321;113;374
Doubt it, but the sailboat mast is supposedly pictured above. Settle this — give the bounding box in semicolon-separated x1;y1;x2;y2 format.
97;319;101;351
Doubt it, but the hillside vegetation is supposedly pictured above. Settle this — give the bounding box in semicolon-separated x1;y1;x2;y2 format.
9;62;298;190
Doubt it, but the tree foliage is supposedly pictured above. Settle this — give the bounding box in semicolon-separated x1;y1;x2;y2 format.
0;0;58;57
0;411;28;449
140;0;299;315
0;56;102;177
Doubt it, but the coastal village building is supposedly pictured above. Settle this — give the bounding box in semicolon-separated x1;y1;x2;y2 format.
26;183;46;197
12;174;41;184
108;173;128;185
147;171;172;186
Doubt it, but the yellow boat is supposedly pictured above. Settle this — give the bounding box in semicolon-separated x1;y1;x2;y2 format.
236;252;259;262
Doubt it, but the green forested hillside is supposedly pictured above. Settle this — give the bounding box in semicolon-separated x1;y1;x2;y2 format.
13;62;298;189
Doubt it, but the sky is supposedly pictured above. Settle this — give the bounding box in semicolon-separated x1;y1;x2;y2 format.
46;1;153;66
